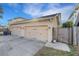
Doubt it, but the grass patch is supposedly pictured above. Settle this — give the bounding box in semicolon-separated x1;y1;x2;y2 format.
35;46;78;56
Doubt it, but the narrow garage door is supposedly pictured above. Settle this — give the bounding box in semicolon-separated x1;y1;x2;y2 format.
24;25;48;42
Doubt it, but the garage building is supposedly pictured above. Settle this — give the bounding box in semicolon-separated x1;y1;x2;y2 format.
9;13;61;42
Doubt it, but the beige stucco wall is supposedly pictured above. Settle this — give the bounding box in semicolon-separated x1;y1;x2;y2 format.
50;16;58;27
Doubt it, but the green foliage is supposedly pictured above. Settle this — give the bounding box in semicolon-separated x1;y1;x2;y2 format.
0;15;3;18
0;8;3;14
35;46;78;56
62;21;73;28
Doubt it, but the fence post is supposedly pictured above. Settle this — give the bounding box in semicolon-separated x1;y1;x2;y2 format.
71;27;73;45
68;28;73;45
68;28;70;44
73;27;77;45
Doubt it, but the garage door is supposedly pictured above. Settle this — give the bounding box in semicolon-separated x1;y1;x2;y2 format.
24;25;48;42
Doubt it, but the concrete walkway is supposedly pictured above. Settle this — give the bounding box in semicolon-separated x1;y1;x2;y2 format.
0;35;45;56
45;42;71;52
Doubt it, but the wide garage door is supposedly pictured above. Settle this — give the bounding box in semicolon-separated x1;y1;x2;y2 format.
24;25;48;42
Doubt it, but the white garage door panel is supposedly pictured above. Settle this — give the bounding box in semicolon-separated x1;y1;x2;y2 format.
24;26;48;42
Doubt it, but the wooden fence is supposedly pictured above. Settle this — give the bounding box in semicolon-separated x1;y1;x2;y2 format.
52;27;73;45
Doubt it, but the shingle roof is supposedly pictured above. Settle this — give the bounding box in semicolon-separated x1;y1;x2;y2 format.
9;13;61;25
38;13;61;19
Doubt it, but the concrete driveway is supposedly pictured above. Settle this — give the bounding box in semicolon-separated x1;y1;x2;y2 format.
0;35;45;56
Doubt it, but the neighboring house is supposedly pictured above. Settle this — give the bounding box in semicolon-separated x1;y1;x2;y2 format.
68;4;79;26
0;25;3;32
9;13;61;42
0;25;12;35
0;25;4;35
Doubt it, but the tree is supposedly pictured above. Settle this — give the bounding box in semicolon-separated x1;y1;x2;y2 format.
62;21;73;28
0;4;3;18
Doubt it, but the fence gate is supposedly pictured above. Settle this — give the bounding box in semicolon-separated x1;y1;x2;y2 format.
52;28;73;44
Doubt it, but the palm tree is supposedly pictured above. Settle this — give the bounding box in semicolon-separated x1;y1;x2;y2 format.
0;4;3;18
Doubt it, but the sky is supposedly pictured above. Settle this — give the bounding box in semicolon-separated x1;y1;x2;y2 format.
0;3;76;26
